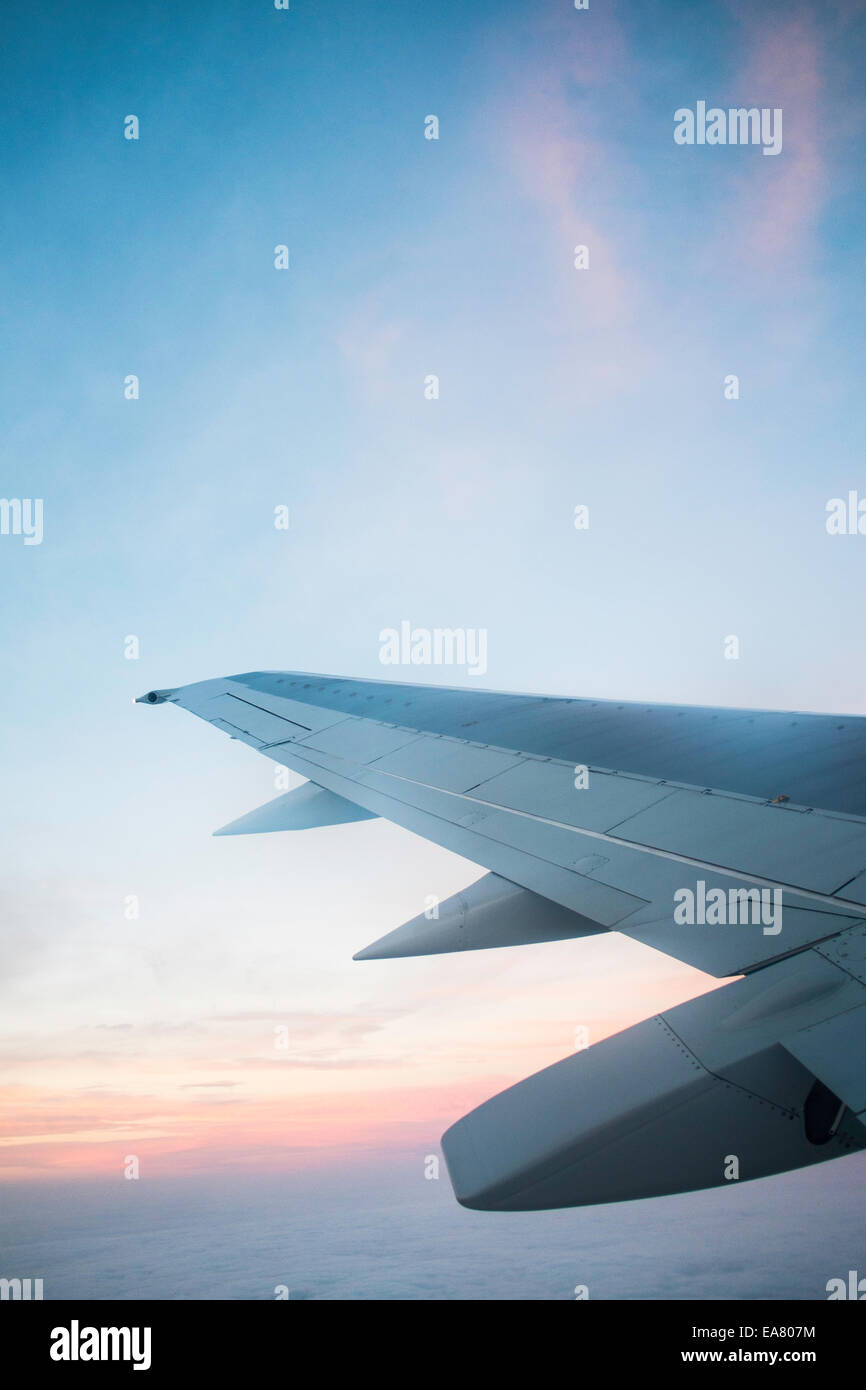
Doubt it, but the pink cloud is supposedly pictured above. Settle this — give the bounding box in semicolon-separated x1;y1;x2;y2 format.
725;9;825;267
477;10;655;401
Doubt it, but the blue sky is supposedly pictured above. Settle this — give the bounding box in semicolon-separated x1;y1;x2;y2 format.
2;0;866;1295
2;0;866;722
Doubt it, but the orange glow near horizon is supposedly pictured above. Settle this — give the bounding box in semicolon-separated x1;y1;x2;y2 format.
0;956;726;1182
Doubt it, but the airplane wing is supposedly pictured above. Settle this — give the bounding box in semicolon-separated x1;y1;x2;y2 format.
138;670;866;1209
